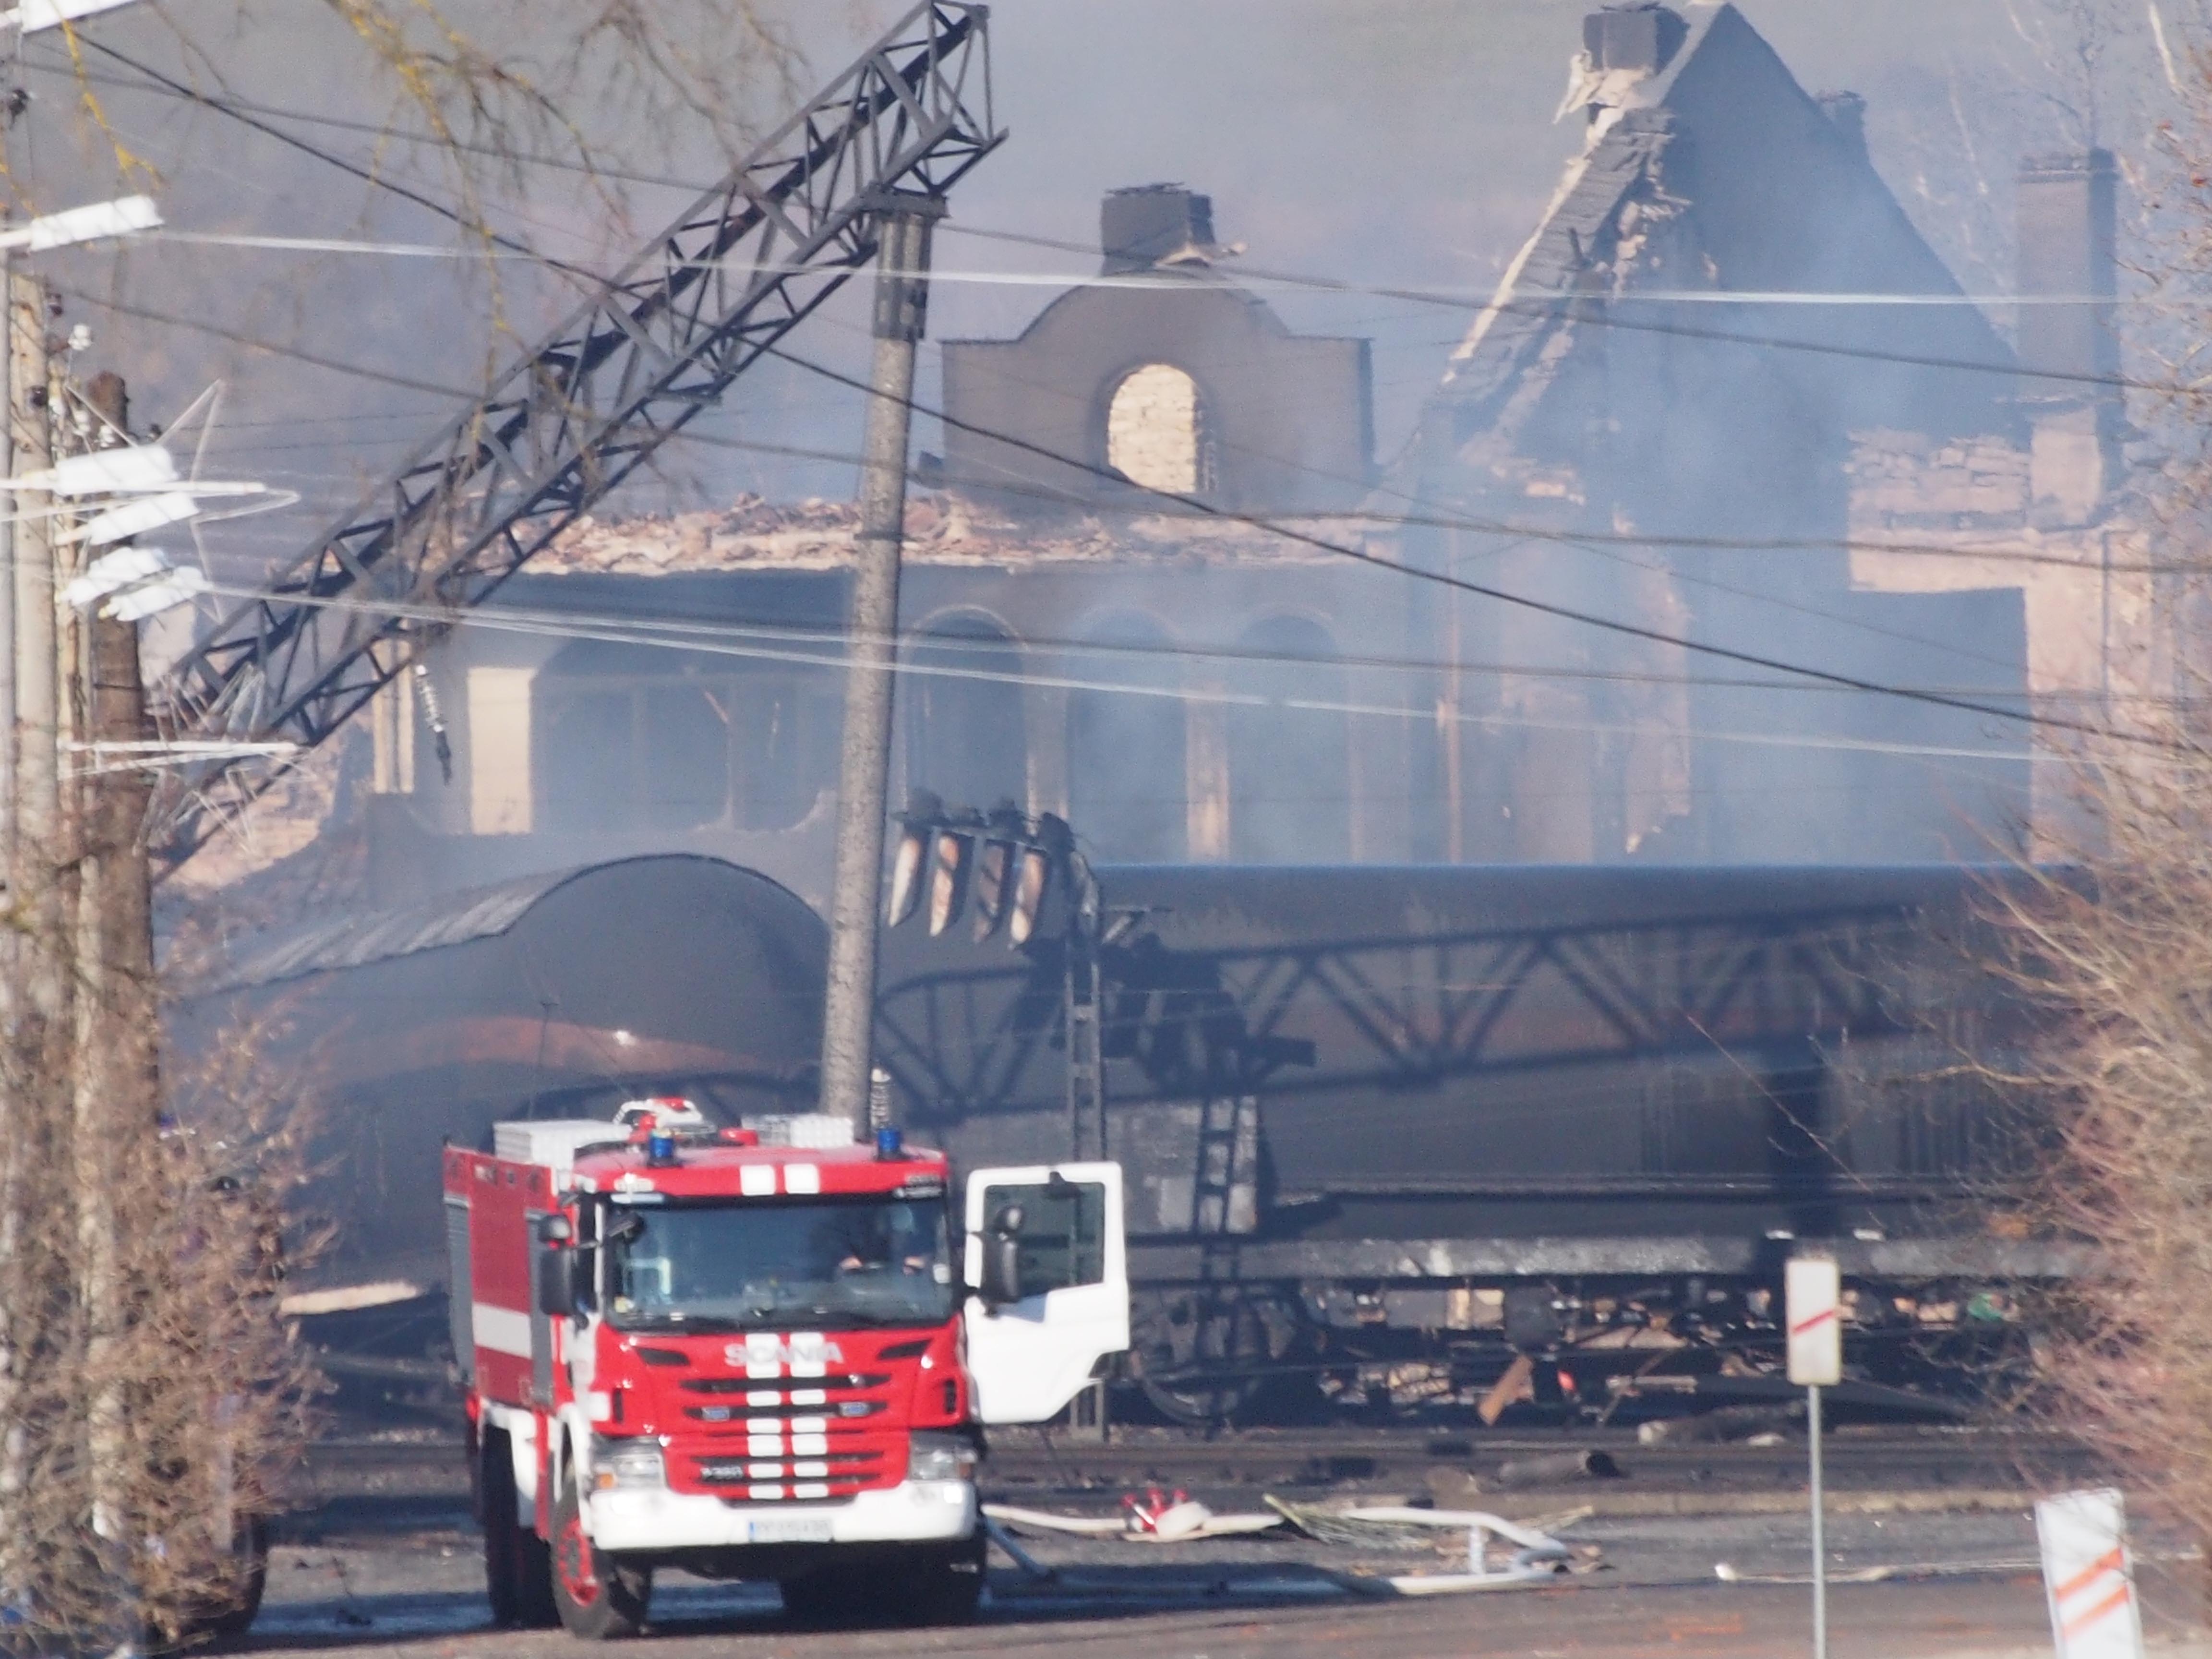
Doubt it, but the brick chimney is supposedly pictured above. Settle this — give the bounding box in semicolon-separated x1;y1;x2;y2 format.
2017;150;2121;524
1583;3;1687;76
1101;184;1215;275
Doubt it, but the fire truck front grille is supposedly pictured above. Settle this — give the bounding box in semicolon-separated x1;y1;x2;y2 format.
686;1443;893;1502
684;1399;886;1422
694;1448;881;1482
664;1366;907;1499
681;1372;891;1395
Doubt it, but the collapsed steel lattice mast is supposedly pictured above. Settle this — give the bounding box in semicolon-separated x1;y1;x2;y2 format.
149;0;1000;864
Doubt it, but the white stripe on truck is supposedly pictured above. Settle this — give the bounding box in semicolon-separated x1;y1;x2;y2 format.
473;1303;533;1358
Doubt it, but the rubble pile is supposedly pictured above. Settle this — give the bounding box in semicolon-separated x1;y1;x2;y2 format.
534;492;1372;575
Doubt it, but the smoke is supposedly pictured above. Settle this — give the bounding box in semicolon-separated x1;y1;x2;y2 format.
67;0;2181;927
13;1;2140;541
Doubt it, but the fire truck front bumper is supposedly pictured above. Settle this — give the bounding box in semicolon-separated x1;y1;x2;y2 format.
587;1479;977;1555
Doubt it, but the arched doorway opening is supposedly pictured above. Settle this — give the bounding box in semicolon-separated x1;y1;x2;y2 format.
1227;614;1349;862
1068;611;1186;861
903;612;1028;810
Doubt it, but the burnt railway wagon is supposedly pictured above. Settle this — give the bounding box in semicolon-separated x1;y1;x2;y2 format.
174;856;827;1309
876;861;2061;1419
179;854;2060;1421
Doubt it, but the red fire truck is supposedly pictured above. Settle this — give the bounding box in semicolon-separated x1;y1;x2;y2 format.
443;1102;1126;1635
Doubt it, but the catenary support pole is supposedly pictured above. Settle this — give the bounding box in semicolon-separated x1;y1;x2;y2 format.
819;195;941;1136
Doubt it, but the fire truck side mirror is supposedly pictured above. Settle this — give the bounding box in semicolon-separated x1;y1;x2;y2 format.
979;1203;1024;1306
535;1245;577;1319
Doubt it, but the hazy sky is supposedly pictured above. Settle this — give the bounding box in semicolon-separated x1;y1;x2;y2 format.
9;0;2160;562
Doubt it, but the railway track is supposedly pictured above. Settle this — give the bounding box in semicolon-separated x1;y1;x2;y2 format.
300;1419;2103;1512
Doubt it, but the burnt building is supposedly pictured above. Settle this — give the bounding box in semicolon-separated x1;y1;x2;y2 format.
1391;0;2049;865
352;180;1407;908
217;0;2153;916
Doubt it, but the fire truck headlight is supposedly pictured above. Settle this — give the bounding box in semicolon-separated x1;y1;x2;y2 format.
591;1437;666;1491
906;1431;977;1483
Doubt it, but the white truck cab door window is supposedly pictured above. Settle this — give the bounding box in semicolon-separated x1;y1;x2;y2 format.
962;1162;1128;1425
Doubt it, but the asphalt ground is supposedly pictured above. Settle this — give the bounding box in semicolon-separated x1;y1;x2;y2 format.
240;1426;2205;1659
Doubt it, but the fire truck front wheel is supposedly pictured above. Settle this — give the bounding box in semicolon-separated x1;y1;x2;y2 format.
898;1529;986;1625
481;1428;557;1629
551;1461;651;1639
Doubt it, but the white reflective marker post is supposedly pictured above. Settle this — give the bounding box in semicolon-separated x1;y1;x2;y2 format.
1786;1253;1841;1659
2037;1489;2144;1659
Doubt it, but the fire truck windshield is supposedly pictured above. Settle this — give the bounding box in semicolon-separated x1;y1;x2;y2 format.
604;1194;954;1333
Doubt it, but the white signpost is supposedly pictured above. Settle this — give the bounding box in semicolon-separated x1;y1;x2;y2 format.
2037;1489;2145;1659
1786;1253;1841;1659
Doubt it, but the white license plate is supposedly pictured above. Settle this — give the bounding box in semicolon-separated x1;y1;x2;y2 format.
747;1517;835;1546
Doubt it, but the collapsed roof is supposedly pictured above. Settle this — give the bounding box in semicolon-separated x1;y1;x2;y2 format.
1410;1;2020;513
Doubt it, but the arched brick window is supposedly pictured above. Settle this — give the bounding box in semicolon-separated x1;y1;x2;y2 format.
1106;362;1217;496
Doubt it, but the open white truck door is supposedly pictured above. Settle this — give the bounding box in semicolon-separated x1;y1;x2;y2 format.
962;1162;1128;1425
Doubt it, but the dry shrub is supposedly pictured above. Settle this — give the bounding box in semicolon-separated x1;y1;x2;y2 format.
0;988;319;1648
1977;5;2212;1534
1986;743;2212;1538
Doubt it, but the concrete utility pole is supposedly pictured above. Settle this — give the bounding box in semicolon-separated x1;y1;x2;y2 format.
74;370;151;1553
10;271;57;1024
819;194;941;1135
75;369;156;1132
0;264;15;993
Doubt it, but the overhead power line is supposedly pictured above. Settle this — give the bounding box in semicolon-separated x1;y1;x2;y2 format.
47;40;2175;755
45;280;480;400
72;37;601;286
39;270;2170;710
187;578;2041;773
943;223;2188;401
47;43;2197;402
65;261;2180;583
763;339;2165;752
33;268;2145;712
53;262;2154;586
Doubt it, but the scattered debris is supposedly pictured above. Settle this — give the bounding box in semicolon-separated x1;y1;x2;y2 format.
1123;1487;1203;1537
1263;1496;1438;1553
1519;1505;1599;1536
1716;1558;2039;1585
983;1500;1284;1542
1478;1354;1536;1425
1491;1449;1625;1489
1325;1507;1581;1596
1665;1374;1970;1420
1426;1451;1622;1510
1637;1403;1801;1445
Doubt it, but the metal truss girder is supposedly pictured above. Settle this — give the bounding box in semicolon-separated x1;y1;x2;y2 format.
873;903;1940;1128
151;0;1000;863
875;960;1060;1119
1215;907;1912;1094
